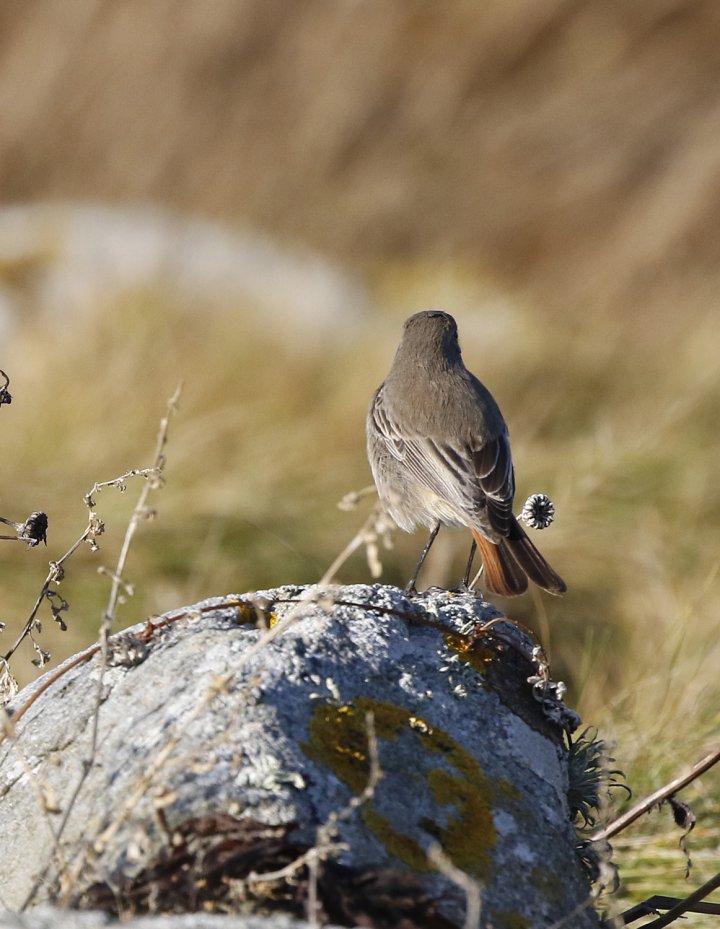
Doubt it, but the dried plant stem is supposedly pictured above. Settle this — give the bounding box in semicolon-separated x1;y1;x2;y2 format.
309;709;381;925
0;712;68;874
319;513;374;584
21;386;182;911
592;745;720;842
53;669;235;907
426;843;482;929
245;709;381;928
639;871;720;928
3;522;100;663
53;587;329;905
320;495;392;585
78;386;181;829
545;895;599;929
100;384;182;639
242;842;350;888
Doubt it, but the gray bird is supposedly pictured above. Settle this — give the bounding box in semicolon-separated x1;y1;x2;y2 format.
366;310;566;596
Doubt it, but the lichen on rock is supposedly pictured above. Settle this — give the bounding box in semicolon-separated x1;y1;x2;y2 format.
0;584;600;928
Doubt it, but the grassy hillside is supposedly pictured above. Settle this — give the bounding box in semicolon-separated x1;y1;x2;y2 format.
2;259;719;920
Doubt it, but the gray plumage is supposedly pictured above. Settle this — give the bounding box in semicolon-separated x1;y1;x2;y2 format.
367;310;566;596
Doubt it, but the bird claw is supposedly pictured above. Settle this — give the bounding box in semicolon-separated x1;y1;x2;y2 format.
450;581;475;595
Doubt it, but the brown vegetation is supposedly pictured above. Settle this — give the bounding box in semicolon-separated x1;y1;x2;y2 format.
1;3;719;922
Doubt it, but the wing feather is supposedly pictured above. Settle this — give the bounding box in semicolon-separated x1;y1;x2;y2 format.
370;388;517;537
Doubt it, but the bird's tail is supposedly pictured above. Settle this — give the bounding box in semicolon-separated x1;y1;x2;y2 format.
471;528;528;596
472;518;566;597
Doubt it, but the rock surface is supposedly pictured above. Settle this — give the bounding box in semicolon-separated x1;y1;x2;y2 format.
0;584;598;928
0;908;341;929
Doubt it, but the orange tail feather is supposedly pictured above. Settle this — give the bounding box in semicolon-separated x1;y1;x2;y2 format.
471;529;528;597
505;517;567;595
472;521;566;597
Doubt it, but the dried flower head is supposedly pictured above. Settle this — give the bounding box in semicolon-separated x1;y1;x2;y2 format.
520;493;556;530
0;370;11;407
20;512;48;547
0;511;48;546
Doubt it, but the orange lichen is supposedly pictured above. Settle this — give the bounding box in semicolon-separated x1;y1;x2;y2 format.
444;630;496;672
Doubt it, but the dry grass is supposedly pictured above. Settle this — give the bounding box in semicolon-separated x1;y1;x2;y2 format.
2;264;719;921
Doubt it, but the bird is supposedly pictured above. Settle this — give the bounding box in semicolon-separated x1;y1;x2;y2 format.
366;310;566;597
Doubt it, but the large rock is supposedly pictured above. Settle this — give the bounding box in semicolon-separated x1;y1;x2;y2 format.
0;584;599;928
0;908;343;929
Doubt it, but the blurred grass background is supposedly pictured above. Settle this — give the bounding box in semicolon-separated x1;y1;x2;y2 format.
1;1;720;922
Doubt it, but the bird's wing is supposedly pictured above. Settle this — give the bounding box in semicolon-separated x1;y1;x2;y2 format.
370;389;515;535
470;432;516;536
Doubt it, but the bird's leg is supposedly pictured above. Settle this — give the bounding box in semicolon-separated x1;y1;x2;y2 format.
461;538;477;589
405;521;441;596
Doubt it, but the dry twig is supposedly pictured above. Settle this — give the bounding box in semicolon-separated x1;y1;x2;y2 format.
632;871;720;928
51;585;335;906
426;843;482;929
20;386;182;910
592;745;720;842
3;516;104;666
321;492;393;584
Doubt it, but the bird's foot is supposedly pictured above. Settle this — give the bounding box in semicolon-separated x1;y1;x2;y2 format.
450;580;477;596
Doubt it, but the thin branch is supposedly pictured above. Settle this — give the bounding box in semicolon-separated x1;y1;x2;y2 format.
619;894;720;925
245;708;382;927
52;670;235;908
242;841;350;887
320;496;393;585
0;711;68;878
316;709;381;829
592;745;720;842
637;871;720;928
319;518;372;585
20;386;182;911
52;587;329;905
308;709;381;924
426;843;482;929
100;383;181;637
3;518;103;663
545;895;600;929
84;468;162;510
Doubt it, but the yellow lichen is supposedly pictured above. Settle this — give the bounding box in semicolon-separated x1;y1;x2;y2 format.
231;602;280;627
443;631;495;672
497;777;522;803
488;911;530;929
530;865;566;904
234;602;258;624
427;768;494;875
302;697;505;879
361;808;430;872
302;702;370;793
